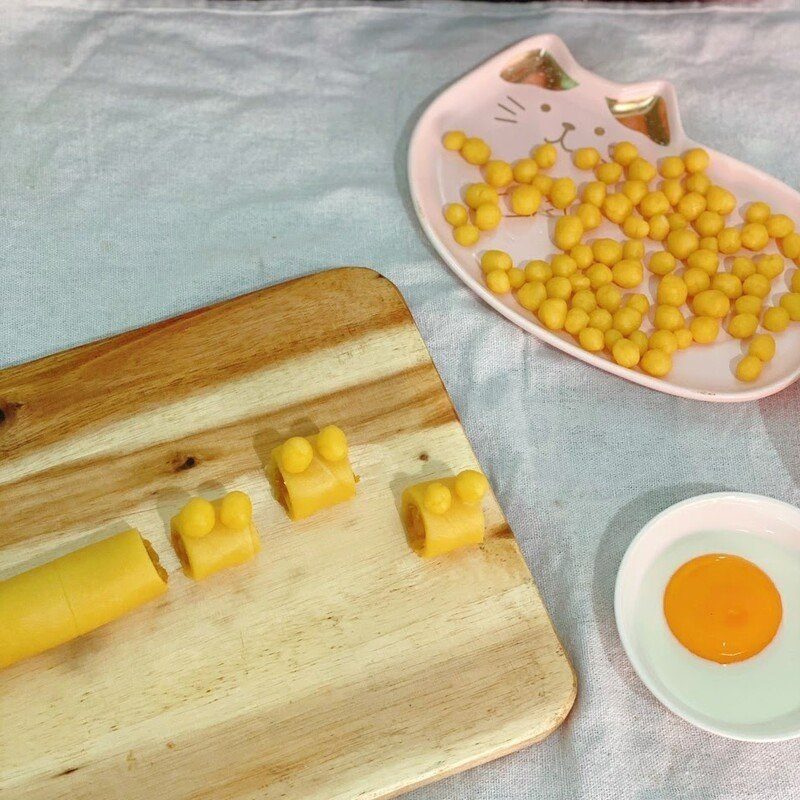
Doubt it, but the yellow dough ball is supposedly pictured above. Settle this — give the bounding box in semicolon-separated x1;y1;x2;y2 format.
756;254;785;280
550;177;578;210
686;248;719;275
602;193;634;225
481;249;512;272
612;306;642;335
659;156;685;179
612;141;639;166
728;312;759;339
465;183;498;209
517;280;547;311
684;267;711;296
699;236;719;253
176;497;216;539
573;147;601;170
667;229;700;260
510;185;542;216
627;157;656;183
484;160;514;188
622;240;645;260
622;180;649;205
675;328;693;349
554;215;584;250
592;238;624;266
711;273;743;300
461;137;491;165
735;294;763;316
640;348;672;377
649;251;677;276
576;202;603;231
677;192;707;221
626;293;650;315
595;284;623;313
779;233;800;260
780;292;800;321
736;355;763;383
570;243;594;269
582;181;608;207
763;306;790;332
793;271;800;292
605;329;623;350
442;130;466;151
508;268;526;290
769;216;795;245
704;185;736;216
658;274;688;306
684;172;711;195
717;227;742;254
690;316;720;344
589;307;614;332
668;212;689;231
579;326;605;352
648;214;671;242
565;307;591;335
454;224;480;247
546;275;573;301
595;161;624;185
660;177;685;206
475;203;502;231
612;338;641;368
731;256;756;281
622;215;649;239
639;191;671;219
532;173;554;195
552;254;578;277
683;147;710;174
571;288;597;313
538;297;569;330
486;269;511;294
424;482;452;514
648;330;679;355
694;211;725;237
749;334;776;362
512;158;539;184
654;305;685;332
532;142;558;169
612;259;644;289
525;259;552;282
692;289;730;318
454;470;488;504
280;437;316;476
741;222;769;251
444;203;469;227
219;491;253;530
745;202;771;224
630;329;649;355
587;262;613;289
743;273;771;299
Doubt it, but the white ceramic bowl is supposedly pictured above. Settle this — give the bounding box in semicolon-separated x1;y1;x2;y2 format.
408;34;800;402
614;492;800;741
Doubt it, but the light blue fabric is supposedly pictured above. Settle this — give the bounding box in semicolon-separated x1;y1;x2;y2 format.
2;1;799;797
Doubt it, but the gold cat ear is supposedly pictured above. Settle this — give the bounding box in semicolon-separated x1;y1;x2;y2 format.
501;49;578;90
606;94;671;146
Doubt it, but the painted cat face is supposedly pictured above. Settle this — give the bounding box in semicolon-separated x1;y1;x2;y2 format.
500;48;670;149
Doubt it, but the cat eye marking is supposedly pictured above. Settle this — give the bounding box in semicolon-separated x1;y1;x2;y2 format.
595;126;605;136
541;104;551;112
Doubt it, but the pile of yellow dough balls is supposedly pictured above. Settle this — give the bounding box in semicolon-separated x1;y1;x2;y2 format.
442;130;800;382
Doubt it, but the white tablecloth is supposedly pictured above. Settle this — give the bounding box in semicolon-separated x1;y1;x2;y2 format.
2;1;799;797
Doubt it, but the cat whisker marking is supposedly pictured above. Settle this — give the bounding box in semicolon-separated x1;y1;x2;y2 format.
494;117;517;124
506;95;525;111
497;103;516;116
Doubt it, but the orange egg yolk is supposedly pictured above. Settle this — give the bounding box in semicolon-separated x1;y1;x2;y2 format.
663;553;782;664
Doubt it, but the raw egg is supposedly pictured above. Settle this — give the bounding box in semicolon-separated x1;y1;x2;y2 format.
663;553;783;664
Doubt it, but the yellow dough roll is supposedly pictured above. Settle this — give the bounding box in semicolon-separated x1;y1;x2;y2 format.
271;428;357;521
0;529;167;669
171;495;260;581
402;475;486;558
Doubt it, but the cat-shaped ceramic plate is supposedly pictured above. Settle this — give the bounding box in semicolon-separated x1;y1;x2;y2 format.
408;34;800;402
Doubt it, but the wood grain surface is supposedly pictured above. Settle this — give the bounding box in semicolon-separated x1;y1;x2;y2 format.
0;268;576;800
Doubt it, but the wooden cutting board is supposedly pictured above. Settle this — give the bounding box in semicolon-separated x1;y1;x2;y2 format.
0;268;576;800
